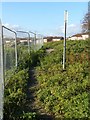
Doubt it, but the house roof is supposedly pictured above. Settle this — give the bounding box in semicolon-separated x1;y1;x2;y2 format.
70;32;89;38
72;34;82;37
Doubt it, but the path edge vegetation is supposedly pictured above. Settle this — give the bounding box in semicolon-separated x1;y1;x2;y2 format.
4;39;90;120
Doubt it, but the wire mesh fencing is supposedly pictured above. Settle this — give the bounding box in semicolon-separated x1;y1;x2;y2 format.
2;26;17;70
29;32;36;51
35;34;44;51
16;31;31;67
0;24;44;119
1;27;44;72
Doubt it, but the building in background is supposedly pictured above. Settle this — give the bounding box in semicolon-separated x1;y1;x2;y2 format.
43;36;64;43
68;32;89;40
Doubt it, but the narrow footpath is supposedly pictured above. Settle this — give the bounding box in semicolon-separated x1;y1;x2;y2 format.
25;67;54;120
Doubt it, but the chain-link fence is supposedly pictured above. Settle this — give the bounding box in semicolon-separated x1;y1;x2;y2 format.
35;34;44;51
0;22;44;119
16;31;31;66
29;31;36;51
2;26;17;70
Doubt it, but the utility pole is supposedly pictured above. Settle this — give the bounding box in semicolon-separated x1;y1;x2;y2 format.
63;10;68;70
88;1;90;38
0;19;4;120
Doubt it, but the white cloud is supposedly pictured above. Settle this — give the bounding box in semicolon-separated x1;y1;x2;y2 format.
3;23;21;31
2;23;26;38
2;23;82;38
43;23;82;37
56;23;82;37
67;23;82;37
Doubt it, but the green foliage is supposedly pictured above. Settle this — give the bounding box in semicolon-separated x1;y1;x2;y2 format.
4;69;28;120
17;46;31;70
4;40;90;119
19;112;37;120
4;45;38;120
5;46;15;70
35;40;90;119
30;48;46;67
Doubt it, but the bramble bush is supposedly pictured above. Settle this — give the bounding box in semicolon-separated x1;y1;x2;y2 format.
35;40;90;119
4;46;37;120
4;40;90;119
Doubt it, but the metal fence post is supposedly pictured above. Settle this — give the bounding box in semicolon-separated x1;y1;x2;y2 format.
29;31;36;51
15;33;18;67
35;34;36;46
37;34;43;49
0;19;4;120
28;33;30;53
63;10;68;70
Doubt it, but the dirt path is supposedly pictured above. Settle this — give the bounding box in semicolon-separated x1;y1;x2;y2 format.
25;67;54;120
26;68;38;111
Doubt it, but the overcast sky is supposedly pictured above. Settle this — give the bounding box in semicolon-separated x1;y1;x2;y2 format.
1;2;88;37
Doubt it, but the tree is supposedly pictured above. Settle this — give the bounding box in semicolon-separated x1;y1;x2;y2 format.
82;13;90;33
82;2;90;38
